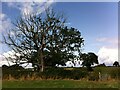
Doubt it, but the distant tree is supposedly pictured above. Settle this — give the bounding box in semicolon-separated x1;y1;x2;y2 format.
113;61;119;67
2;64;24;71
2;65;9;70
9;64;24;71
97;63;106;67
2;9;84;72
80;52;98;71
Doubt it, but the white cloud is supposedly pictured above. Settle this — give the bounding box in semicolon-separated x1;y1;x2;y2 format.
1;49;37;66
2;0;56;2
7;0;55;18
97;47;118;66
0;55;4;67
3;50;17;58
0;54;15;67
20;63;33;69
96;37;109;42
66;61;74;67
96;37;118;45
0;50;22;67
0;13;12;32
1;50;29;67
1;51;33;68
65;60;82;67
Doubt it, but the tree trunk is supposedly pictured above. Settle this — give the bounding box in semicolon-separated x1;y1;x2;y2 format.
39;34;45;72
40;49;44;72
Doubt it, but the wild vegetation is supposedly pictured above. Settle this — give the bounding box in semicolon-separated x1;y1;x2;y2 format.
2;66;120;88
2;65;120;81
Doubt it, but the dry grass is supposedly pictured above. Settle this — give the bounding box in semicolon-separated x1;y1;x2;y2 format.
3;73;119;82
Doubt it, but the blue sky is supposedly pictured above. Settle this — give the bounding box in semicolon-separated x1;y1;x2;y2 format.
52;2;118;53
0;1;118;66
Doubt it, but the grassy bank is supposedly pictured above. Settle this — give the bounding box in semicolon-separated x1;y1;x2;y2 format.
2;80;120;88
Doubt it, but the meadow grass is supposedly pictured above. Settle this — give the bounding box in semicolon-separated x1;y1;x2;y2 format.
2;79;120;88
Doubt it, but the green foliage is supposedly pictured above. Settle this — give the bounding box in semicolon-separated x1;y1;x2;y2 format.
2;66;120;80
41;68;72;79
94;66;120;80
88;72;99;81
80;52;98;71
71;68;88;80
3;9;84;71
38;67;88;80
109;67;120;79
2;67;88;80
96;63;106;67
113;61;119;67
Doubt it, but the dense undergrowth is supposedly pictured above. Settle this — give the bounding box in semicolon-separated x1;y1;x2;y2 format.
2;65;120;81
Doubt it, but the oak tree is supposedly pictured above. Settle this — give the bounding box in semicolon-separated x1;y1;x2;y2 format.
3;9;84;72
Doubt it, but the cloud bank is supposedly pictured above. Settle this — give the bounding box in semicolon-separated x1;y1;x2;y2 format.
97;47;118;66
1;47;118;67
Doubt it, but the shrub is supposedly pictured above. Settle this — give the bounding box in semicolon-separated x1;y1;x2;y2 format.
88;72;99;81
109;67;120;80
36;67;88;80
94;66;120;80
41;67;72;79
71;69;88;80
3;66;120;80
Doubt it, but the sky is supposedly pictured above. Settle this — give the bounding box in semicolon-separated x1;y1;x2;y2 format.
0;1;119;67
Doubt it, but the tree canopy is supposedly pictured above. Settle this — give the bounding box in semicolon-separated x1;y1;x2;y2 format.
113;61;119;67
2;9;84;72
80;52;98;71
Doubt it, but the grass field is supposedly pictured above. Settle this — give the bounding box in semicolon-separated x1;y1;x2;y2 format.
2;80;120;88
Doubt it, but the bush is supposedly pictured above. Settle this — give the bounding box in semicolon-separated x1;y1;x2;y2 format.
41;67;72;79
71;69;88;80
94;66;120;80
2;66;120;80
109;67;120;80
2;65;34;79
88;72;99;81
2;67;89;80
